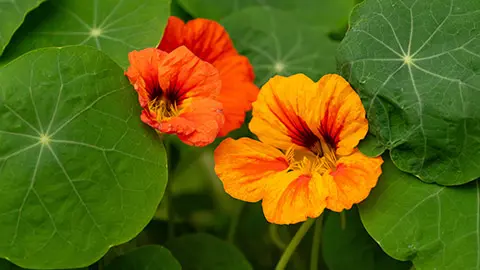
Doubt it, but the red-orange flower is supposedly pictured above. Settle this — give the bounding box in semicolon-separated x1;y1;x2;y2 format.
214;74;383;224
125;46;224;147
158;16;259;136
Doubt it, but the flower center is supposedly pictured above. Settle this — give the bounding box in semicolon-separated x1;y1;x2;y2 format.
148;95;178;121
286;139;337;175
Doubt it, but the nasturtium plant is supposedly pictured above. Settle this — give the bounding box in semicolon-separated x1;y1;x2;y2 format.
166;233;253;270
222;7;338;86
359;157;480;270
0;0;170;67
0;0;46;56
0;46;167;269
106;245;181;270
338;0;480;185
177;0;355;32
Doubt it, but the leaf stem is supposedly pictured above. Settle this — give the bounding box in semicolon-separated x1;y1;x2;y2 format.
275;218;316;270
227;202;244;243
310;214;324;270
163;137;175;240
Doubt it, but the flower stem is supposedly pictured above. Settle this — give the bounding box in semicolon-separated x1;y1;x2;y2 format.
163;137;175;240
310;214;324;270
275;218;316;270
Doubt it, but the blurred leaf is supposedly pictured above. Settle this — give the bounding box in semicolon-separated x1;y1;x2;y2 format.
359;157;480;270
322;207;411;270
106;245;181;270
166;233;253;270
171;0;193;21
0;0;170;67
177;0;355;31
234;203;281;270
222;7;338;86
0;0;46;55
0;46;167;268
338;0;480;185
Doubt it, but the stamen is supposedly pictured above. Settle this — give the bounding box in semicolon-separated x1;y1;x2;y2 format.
148;96;178;121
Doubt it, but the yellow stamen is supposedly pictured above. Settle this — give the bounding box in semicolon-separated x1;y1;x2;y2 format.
285;139;337;175
148;96;178;121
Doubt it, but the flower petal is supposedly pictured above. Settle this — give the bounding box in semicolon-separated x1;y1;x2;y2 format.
312;74;368;156
158;46;221;102
262;171;332;224
142;98;224;147
182;18;237;63
158;16;185;53
214;56;259;136
125;48;168;107
214;138;289;202
250;74;321;151
325;150;383;212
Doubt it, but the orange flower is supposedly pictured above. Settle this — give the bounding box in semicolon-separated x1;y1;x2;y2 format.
125;46;224;147
214;74;383;224
158;16;259;136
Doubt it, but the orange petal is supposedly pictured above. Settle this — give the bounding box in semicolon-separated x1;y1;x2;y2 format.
182;18;237;63
215;56;259;136
312;74;368;156
125;48;168;107
249;74;321;151
262;171;332;224
142;98;224;147
325;150;383;212
158;16;185;53
158;46;221;102
214;138;289;202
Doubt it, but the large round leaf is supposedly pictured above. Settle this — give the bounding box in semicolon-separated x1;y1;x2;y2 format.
222;7;338;86
0;0;46;56
178;0;354;32
0;0;170;67
322;208;411;270
166;233;252;270
106;245;181;270
0;46;167;268
338;0;480;185
359;157;480;270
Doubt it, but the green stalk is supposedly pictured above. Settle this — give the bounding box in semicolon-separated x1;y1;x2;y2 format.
310;215;324;270
275;218;316;270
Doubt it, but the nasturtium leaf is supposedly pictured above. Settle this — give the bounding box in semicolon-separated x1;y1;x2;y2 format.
177;0;354;32
0;0;45;56
322;208;411;270
0;46;167;269
166;233;253;270
222;7;338;86
359;157;480;270
0;0;170;67
338;0;480;185
106;245;181;270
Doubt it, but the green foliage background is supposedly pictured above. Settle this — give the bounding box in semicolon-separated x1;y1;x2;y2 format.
0;0;478;269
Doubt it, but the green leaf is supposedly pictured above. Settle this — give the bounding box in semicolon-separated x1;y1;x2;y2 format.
359;157;480;270
166;233;253;270
222;7;338;86
171;0;193;21
106;245;181;270
0;46;167;269
0;0;46;56
322;208;411;270
338;0;480;185
0;0;170;67
177;0;354;31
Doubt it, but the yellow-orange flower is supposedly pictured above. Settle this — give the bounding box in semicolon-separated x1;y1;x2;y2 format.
214;74;383;224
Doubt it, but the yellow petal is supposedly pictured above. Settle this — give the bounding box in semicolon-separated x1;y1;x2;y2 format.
214;138;289;202
325;150;383;212
262;171;333;224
